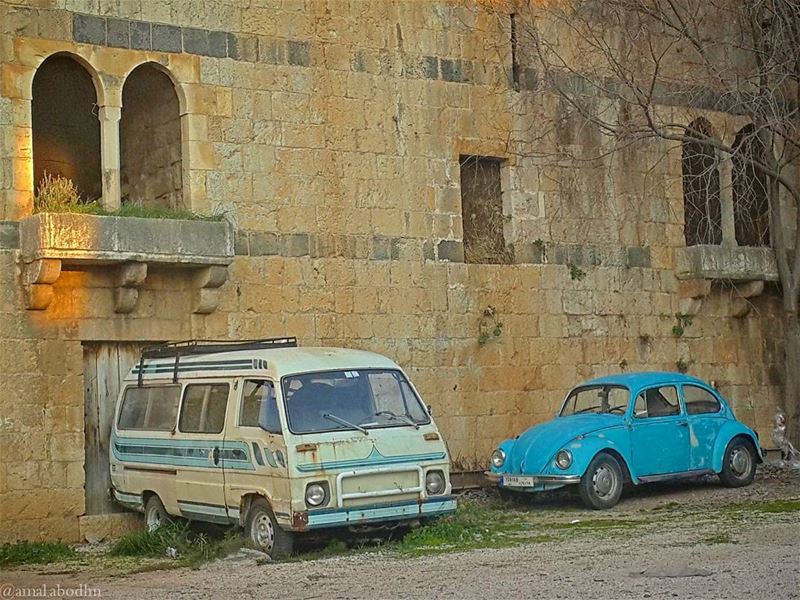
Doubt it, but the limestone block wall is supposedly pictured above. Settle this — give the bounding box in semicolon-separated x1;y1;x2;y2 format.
0;1;788;542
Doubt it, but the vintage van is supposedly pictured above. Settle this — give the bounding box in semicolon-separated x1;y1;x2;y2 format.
109;338;456;557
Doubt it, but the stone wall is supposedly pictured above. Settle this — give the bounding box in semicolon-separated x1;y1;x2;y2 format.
0;1;788;542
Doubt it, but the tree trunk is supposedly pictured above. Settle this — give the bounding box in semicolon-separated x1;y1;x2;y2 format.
785;310;800;447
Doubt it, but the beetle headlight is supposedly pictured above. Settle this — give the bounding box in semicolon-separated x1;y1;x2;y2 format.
305;482;329;507
425;470;445;495
491;448;506;469
555;449;573;470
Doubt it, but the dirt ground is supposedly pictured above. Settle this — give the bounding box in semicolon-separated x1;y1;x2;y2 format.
3;465;799;600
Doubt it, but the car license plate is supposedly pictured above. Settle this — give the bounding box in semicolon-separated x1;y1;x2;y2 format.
501;476;536;487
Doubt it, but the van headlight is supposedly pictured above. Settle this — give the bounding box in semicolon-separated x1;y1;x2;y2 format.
491;448;506;468
305;482;329;507
555;450;573;470
425;470;445;495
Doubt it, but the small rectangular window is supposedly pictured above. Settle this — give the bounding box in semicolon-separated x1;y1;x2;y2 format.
634;386;680;419
240;380;282;434
118;386;180;431
459;155;512;264
683;385;722;415
179;384;229;434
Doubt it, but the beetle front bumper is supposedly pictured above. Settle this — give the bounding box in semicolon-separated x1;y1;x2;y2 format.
484;471;581;487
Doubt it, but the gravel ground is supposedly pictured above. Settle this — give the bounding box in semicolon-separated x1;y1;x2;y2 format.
4;465;799;600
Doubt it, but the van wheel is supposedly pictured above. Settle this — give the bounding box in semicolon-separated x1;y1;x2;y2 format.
719;438;757;488
144;495;171;532
246;499;294;559
578;453;623;510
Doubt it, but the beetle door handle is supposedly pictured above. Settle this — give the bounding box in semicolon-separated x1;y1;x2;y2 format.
212;446;220;465
677;421;689;427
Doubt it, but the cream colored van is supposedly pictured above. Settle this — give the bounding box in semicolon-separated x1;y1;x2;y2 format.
110;338;455;557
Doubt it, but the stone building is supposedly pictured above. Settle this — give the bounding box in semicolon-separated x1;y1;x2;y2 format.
0;1;792;542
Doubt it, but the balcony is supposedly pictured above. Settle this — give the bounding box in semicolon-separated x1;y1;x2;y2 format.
674;245;779;282
19;213;234;313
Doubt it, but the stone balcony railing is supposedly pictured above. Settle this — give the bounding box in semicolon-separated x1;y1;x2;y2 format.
19;213;234;313
674;244;779;317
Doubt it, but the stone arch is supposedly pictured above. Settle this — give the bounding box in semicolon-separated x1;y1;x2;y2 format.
682;117;722;246
732;124;770;247
120;62;184;209
31;53;103;201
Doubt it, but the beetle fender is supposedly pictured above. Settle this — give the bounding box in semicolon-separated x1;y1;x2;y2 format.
553;428;637;483
712;423;761;473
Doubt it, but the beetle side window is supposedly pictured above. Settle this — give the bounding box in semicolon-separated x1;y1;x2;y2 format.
240;380;282;434
118;386;180;431
683;385;722;415
634;386;680;418
179;384;229;434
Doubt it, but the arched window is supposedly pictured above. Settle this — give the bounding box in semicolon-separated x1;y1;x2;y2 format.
732;125;770;247
682;118;722;246
32;54;102;201
120;64;183;209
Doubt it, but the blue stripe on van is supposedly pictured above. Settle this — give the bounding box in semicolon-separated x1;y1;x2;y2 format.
132;359;267;375
296;446;447;472
112;434;256;471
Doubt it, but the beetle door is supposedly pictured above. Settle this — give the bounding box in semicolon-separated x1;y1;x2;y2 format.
629;385;690;476
681;384;725;470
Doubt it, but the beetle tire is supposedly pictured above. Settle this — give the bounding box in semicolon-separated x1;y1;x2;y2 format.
144;495;172;532
578;453;623;510
718;437;757;488
246;498;294;559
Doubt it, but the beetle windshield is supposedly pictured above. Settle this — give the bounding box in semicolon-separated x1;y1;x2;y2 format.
282;369;430;434
560;385;629;417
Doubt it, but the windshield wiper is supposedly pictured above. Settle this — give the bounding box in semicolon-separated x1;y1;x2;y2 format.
323;413;369;435
376;410;419;429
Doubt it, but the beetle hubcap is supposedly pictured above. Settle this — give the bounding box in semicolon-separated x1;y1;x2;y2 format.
593;465;617;497
252;513;274;552
730;447;751;477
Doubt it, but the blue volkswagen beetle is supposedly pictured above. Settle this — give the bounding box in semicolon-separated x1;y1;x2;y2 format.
487;372;762;509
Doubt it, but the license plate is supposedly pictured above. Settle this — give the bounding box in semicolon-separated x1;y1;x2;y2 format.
501;475;536;487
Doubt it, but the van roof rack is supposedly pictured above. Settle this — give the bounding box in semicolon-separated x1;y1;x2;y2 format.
137;338;298;386
141;337;298;360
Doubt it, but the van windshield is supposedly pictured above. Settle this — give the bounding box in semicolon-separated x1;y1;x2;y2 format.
282;369;430;434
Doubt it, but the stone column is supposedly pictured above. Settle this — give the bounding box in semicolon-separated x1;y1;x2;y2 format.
99;106;121;211
718;153;736;247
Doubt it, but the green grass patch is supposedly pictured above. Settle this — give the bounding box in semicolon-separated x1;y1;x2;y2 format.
724;498;800;516
700;532;738;544
110;523;244;567
0;541;76;566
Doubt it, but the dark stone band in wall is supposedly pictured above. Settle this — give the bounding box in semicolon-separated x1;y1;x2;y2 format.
0;222;20;250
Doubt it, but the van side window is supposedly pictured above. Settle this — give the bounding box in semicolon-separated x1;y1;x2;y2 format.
240;380;281;434
118;386;180;431
683;385;722;415
179;384;229;434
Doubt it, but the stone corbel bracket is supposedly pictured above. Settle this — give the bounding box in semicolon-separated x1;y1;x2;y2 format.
23;258;62;310
730;280;765;318
114;262;148;313
678;278;711;317
193;266;228;314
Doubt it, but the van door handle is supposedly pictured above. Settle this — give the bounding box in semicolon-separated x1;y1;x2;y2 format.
212;446;220;465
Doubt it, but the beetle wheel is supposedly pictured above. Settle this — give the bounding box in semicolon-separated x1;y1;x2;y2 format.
578;453;623;510
719;438;757;488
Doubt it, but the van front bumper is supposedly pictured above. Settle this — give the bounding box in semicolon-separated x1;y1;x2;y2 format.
298;496;457;530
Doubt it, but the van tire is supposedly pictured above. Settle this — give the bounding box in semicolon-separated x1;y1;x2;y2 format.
144;495;171;532
246;498;294;559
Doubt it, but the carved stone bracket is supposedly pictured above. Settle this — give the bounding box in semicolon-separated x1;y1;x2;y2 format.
729;280;766;318
23;258;62;310
114;262;148;314
677;278;711;317
193;265;228;314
